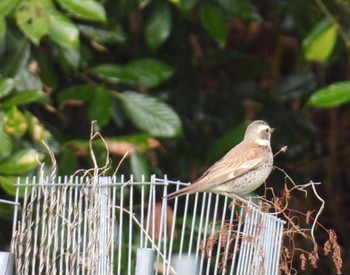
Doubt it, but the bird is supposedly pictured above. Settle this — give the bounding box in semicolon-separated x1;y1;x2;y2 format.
164;120;274;201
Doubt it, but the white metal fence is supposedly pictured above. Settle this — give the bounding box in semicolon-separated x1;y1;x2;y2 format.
9;175;285;275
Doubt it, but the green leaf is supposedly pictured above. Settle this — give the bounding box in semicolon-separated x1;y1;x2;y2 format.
91;64;134;84
0;78;15;99
117;91;182;137
15;0;49;44
0;0;20;16
145;2;172;50
48;11;80;50
60;47;80;68
0;128;13;160
88;86;112;127
36;52;57;88
0;36;29;77
200;4;227;48
92;59;174;88
307;81;350;108
14;66;43;91
0;17;6;42
56;0;106;22
1;90;45;109
302;20;338;62
0;176;26;197
124;59;174;88
179;0;198;12
79;24;127;44
0;148;43;175
42;0;56;9
130;152;150;182
57;85;95;105
217;0;261;21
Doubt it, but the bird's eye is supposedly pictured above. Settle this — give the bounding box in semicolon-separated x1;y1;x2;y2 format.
265;128;269;134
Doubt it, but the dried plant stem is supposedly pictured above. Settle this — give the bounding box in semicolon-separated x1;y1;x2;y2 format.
309;181;325;243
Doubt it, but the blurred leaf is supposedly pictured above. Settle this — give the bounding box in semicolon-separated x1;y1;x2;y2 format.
88;86;112;127
117;91;182;137
0;78;15;99
92;58;174;88
48;11;80;50
2;89;46;109
307;81;350;108
3;106;27;138
0;17;5;42
179;0;198;12
0;0;20;16
57;85;95;105
61;47;81;68
0;148;43;175
110;0;139;20
124;59;174;88
0;35;43;90
36;52;57;88
42;0;56;9
217;0;261;21
0;37;29;77
15;0;49;44
275;71;317;101
56;0;106;22
0;128;13;160
200;3;227;47
79;24;127;44
209;121;249;162
168;0;180;6
0;176;26;196
145;2;172;50
130;152;150;181
14;67;43;91
91;64;134;84
302;20;338;62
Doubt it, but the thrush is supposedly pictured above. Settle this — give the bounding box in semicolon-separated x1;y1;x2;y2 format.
164;120;274;200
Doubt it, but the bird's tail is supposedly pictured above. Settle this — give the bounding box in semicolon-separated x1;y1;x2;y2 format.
162;184;195;200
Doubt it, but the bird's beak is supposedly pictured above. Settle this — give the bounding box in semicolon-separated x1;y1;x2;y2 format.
271;128;276;133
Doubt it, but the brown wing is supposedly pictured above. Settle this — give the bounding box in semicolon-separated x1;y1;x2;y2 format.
194;142;266;188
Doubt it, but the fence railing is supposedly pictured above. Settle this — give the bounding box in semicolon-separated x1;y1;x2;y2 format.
6;175;285;275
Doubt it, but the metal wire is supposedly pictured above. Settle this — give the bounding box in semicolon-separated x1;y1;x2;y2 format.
11;175;285;275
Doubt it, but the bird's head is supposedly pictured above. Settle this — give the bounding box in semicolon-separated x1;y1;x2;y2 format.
244;120;274;146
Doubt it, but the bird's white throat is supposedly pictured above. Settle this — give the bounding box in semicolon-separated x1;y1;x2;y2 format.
255;137;270;146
